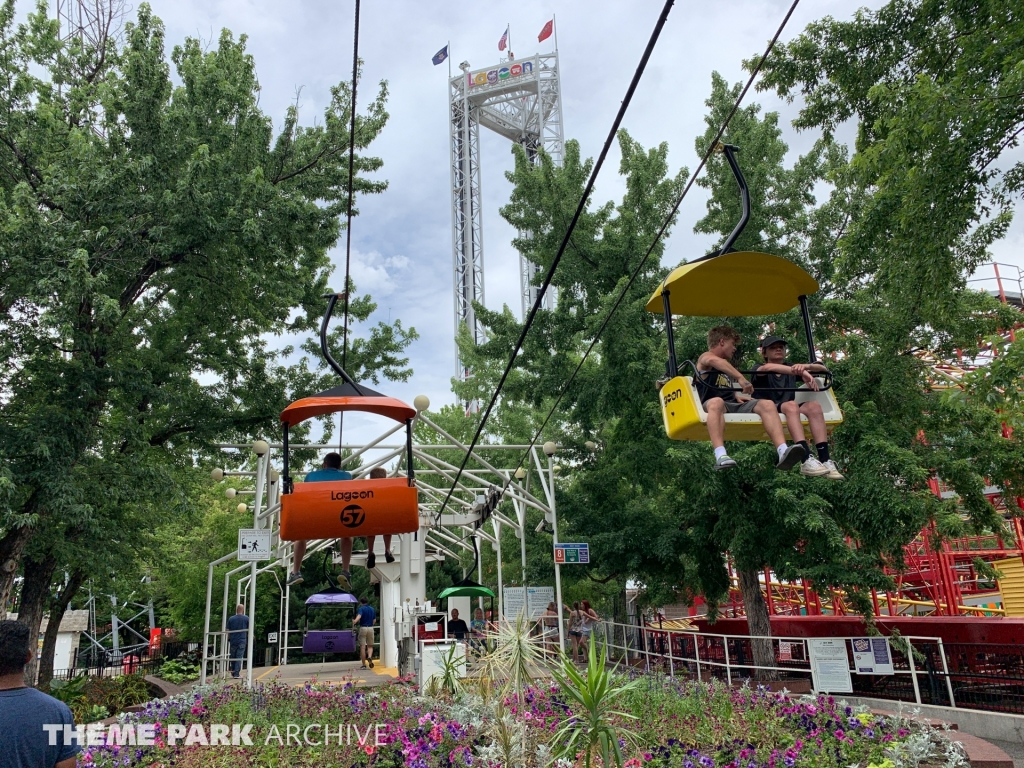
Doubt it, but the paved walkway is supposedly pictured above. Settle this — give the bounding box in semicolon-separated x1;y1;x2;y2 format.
248;660;399;687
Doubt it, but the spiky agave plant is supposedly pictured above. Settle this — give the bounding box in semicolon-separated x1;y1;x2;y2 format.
477;612;546;704
548;635;642;768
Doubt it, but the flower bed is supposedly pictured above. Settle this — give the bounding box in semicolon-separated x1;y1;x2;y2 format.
81;676;967;768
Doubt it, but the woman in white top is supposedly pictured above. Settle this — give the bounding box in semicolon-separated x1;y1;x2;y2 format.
577;599;600;656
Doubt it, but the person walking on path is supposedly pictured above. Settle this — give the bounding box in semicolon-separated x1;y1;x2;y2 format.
0;620;80;768
227;604;249;679
353;596;376;669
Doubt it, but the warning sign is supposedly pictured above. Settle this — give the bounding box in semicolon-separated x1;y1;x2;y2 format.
238;529;272;561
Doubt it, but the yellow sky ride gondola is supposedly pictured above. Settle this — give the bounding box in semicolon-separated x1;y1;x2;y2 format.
646;144;843;442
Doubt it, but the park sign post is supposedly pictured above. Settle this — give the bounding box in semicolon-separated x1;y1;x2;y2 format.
554;543;589;564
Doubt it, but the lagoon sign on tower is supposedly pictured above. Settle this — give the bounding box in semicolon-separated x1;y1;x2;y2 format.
448;50;565;381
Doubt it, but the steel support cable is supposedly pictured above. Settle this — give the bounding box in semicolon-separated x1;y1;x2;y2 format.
341;0;361;369
440;0;803;542
499;0;803;499
339;0;361;450
435;0;677;521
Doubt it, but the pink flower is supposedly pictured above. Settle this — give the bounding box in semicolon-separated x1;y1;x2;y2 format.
364;746;375;755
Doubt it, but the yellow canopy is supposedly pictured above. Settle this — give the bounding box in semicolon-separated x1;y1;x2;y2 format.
646;251;819;317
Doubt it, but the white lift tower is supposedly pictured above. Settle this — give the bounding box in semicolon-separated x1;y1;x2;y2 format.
448;52;565;380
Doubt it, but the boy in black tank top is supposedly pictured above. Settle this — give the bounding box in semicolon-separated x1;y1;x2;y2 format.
750;336;843;479
697;326;806;471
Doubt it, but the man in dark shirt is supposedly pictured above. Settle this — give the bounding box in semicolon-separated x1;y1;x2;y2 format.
226;604;250;679
751;336;843;479
446;608;470;641
0;620;80;768
696;325;806;471
352;597;376;669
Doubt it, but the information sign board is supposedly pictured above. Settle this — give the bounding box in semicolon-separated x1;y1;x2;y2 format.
851;637;894;675
554;543;590;564
502;586;556;620
808;638;852;693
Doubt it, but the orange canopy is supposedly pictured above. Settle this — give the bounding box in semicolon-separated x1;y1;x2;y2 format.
281;395;416;426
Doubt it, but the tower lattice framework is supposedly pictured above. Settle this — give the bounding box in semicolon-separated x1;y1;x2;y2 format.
449;52;565;380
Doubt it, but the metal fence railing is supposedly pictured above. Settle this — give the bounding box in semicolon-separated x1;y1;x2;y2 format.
49;640;202;682
594;618;1024;715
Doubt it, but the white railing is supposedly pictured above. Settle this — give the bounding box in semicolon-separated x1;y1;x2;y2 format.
591;618;958;709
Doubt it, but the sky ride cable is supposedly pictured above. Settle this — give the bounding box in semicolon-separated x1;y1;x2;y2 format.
434;0;677;523
339;0;361;451
440;0;804;540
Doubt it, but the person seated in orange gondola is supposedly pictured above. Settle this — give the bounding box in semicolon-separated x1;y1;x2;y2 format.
286;452;353;589
696;325;806;472
751;336;844;480
364;467;395;569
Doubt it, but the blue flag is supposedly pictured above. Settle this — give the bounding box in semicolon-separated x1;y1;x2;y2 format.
432;45;448;66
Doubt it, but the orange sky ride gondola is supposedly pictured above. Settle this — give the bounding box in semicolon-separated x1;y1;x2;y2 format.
279;294;419;541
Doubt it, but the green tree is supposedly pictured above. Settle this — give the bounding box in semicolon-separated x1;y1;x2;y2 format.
455;66;1024;682
0;0;416;664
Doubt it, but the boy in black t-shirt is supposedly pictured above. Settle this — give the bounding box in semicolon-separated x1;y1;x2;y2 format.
751;336;843;479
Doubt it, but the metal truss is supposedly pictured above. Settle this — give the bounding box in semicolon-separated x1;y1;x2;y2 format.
203;406;564;682
449;52;565;379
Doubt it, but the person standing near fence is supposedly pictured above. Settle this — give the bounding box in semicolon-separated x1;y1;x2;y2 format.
568;602;585;663
0;620;80;768
226;604;249;679
578;600;600;653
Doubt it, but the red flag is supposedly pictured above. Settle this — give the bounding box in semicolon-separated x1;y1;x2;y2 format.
538;20;553;42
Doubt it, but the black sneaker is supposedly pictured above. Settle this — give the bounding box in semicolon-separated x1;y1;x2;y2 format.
366;552;376;569
776;444;807;471
384;551;395;564
368;659;374;669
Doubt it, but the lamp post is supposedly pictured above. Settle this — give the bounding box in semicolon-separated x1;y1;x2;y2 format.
514;466;528;615
543;441;565;655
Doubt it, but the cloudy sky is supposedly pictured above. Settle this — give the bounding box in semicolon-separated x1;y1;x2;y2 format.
62;0;1024;448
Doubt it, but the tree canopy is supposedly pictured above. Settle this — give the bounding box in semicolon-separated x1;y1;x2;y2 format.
454;47;1024;641
0;0;417;678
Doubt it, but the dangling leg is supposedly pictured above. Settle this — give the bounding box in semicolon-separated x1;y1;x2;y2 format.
338;538;353;590
366;535;376;570
287;541;306;587
706;398;736;470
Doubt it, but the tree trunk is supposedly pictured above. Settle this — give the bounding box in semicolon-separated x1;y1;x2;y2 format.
37;569;86;689
0;524;35;620
16;552;57;686
737;568;778;681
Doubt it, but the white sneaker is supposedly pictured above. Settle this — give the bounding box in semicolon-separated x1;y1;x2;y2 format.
823;459;845;480
800;456;830;477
